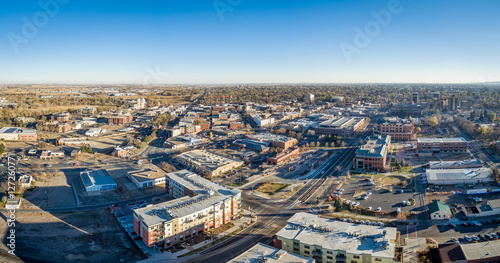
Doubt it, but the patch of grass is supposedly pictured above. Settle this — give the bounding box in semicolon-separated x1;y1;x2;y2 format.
227;182;245;187
255;182;290;196
391;165;413;174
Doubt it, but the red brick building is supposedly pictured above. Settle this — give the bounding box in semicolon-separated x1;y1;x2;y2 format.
376;117;415;141
267;147;300;165
108;114;133;125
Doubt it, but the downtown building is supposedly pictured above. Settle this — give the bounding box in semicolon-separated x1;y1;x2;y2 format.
376;117;416;141
314;117;365;137
274;213;400;263
134;170;241;248
174;150;244;177
354;135;391;172
416;137;467;156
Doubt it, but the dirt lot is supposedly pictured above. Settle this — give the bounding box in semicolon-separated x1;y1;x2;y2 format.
0;210;142;262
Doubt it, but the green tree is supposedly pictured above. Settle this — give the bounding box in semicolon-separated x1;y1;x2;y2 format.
428;116;438;127
0;143;5;154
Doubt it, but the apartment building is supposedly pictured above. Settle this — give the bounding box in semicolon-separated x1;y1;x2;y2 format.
389;103;423;116
314;117;365;137
354;135;391;172
416;137;467;156
253;114;275;127
175;150;243;177
0;127;37;141
134;170;241;248
246;133;297;150
376;117;415;141
230;243;314;263
274;213;400;263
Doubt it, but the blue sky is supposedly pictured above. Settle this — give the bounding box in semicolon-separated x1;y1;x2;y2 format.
0;0;499;84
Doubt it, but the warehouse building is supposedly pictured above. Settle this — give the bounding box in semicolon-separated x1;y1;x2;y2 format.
425;168;493;185
274;212;400;263
79;169;117;192
429;159;483;169
175;150;243;177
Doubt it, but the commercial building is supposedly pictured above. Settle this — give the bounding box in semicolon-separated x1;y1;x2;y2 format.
229;243;314;263
462;198;500;218
267;147;300;165
108;113;133;125
233;139;270;153
175;150;244;177
438;240;500;263
0;127;37;141
246;133;297;150
134;170;241;248
274;212;400;263
5;198;22;209
57;137;91;146
376;117;415;141
411;92;419;104
448;95;459;111
85;128;102;137
354;135;391;172
425;168;493;185
307;94;315;103
428;159;483;169
389;103;423;116
428;200;452;220
79;169;117;192
416;137;467;156
51;112;70;122
253;114;275;127
127;166;166;188
314;117;365;137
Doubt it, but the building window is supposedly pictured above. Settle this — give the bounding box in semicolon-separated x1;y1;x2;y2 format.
304;245;310;249
375;258;382;261
304;251;310;255
327;256;333;260
353;255;360;259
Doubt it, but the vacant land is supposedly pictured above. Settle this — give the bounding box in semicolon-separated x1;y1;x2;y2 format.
0;210;142;262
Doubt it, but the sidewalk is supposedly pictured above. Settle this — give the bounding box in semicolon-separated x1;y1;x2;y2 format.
168;209;256;258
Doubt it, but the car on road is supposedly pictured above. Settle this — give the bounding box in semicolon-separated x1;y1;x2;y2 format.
448;223;457;228
45;164;52;167
367;207;372;211
73;163;80;166
376;207;382;212
397;208;401;213
472;221;483;227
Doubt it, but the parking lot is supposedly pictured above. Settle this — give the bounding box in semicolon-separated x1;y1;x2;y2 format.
340;175;416;213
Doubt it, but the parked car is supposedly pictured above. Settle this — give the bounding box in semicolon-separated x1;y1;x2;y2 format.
464;236;473;242
131;206;138;210
376;207;382;212
471;235;480;241
73;163;80;166
451;237;459;243
458;237;465;243
120;218;129;223
448;223;457;228
138;203;147;208
123;223;133;228
114;212;124;217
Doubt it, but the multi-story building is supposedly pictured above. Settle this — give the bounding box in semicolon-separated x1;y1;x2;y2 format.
108;113;133;125
175;150;243;177
411;92;419;104
314;117;365;137
416;137;467;156
51;112;70;122
253;114;275;127
430;91;440;100
267;147;300;165
448;95;459;111
389;103;423;116
376;117;415;141
246;133;297;150
0;127;37;141
274;212;400;263
354;135;391;172
134;170;241;248
229;243;314;263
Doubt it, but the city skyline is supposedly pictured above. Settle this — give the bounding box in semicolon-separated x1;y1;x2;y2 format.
1;0;499;84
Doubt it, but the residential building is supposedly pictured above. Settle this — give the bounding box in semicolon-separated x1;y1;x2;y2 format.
416;137;467;156
79;169;117;192
175;150;243;177
274;212;400;263
0;127;37;141
428;200;452;220
425;168;493;185
354;135;391;172
438;240;500;263
229;243;314;263
376;117;415;141
134;170;241;248
411;92;419;104
307;94;315;103
430;92;440;100
448;95;459;111
267;147;300;165
314;117;365;137
246;133;297;150
127;166;166;188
